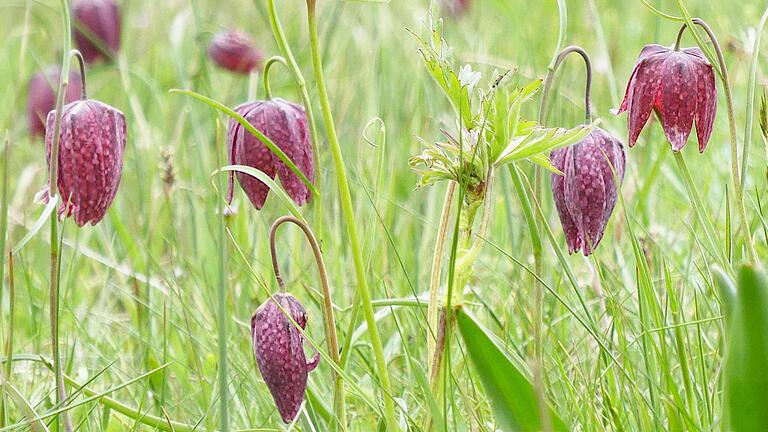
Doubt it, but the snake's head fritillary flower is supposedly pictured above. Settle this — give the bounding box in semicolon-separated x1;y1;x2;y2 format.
208;30;263;74
27;67;82;137
72;0;121;63
251;293;319;423
226;98;314;209
44;99;126;226
617;44;716;152
551;128;626;256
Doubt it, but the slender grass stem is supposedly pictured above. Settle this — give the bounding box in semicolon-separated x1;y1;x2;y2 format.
214;121;229;432
673;152;730;270
47;3;80;430
676;18;757;264
265;0;324;238
427;182;455;368
303;2;397;429
268;216;345;430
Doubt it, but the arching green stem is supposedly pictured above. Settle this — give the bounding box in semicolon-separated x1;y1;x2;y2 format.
303;2;398;430
262;56;288;101
268;215;346;429
675;19;757;264
539;46;593;125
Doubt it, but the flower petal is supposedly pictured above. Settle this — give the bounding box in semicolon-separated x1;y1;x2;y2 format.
659;52;698;151
551;147;582;254
683;48;717;153
270;99;314;206
625;54;665;146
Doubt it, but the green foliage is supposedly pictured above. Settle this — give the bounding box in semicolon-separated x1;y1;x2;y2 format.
724;266;768;432
456;307;568;432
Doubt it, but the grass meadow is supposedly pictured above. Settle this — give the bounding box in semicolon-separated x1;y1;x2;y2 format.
0;0;767;431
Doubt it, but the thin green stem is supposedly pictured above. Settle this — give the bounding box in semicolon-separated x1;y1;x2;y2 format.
215;121;229;432
265;0;324;239
268;216;346;430
742;8;768;188
262;56;288;101
676;18;757;263
673;152;730;270
304;2;397;430
427;182;455;370
48;3;77;430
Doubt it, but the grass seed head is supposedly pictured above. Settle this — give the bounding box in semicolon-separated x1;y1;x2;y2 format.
550;127;626;256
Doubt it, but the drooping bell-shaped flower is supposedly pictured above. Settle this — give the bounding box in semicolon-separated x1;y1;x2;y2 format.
208;30;263;74
251;293;319;423
617;44;716;152
72;0;121;63
551;127;626;256
27;67;82;137
44;99;126;226
226;98;314;209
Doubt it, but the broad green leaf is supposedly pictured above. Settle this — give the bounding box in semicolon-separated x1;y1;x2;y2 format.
725;265;768;432
456;307;569;432
211;165;306;223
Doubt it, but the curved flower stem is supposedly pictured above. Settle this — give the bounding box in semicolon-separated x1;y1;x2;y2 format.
676;19;757;264
265;0;324;237
426;182;455;370
262;56;288;101
269;215;345;430
48;4;79;431
539;46;593;124
304;2;398;430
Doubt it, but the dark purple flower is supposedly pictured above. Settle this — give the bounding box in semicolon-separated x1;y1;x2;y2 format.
551;128;626;256
208;30;263;74
251;293;319;423
617;44;716;152
72;0;121;63
27;67;82;137
45;99;126;226
226;98;314;209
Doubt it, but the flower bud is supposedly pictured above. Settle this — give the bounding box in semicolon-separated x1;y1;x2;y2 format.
226;99;314;209
45;99;126;226
27;67;82;137
208;30;263;74
72;0;121;63
551;128;626;256
617;44;716;152
251;293;319;423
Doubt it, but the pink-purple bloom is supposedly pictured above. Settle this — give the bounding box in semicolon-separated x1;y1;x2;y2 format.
251;293;319;423
551;128;626;256
442;0;471;17
617;44;716;152
208;30;263;74
72;0;121;63
226;98;314;209
45;99;126;226
27;67;82;138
